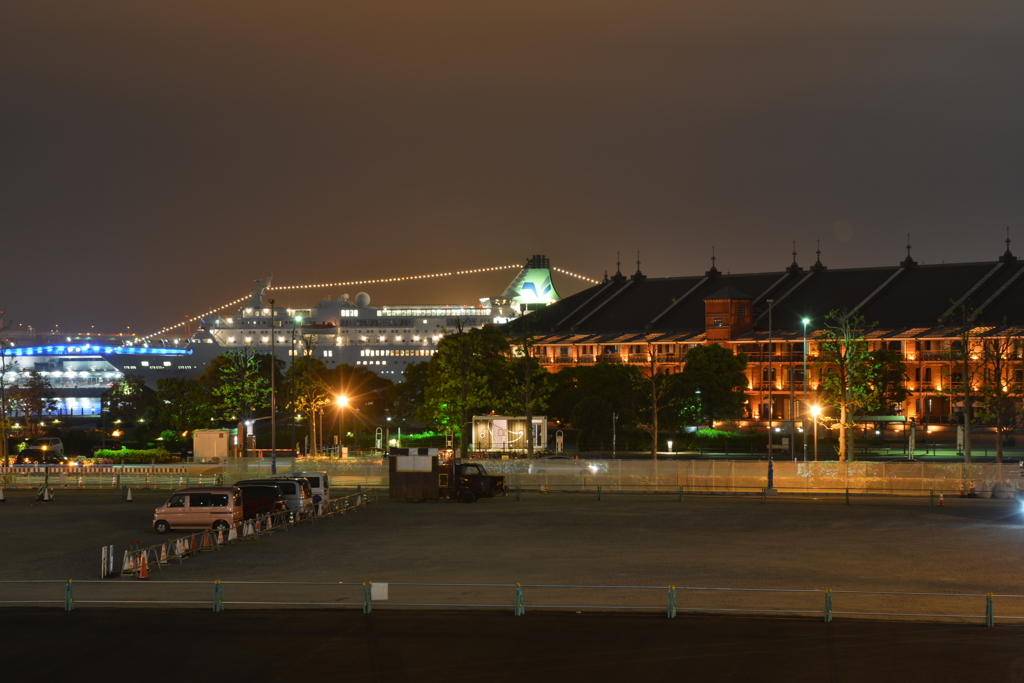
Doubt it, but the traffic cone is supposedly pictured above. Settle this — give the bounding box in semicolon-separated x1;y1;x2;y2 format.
139;552;149;580
125;488;134;503
969;481;977;498
939;492;945;506
145;473;151;489
228;525;238;543
159;544;168;564
77;476;83;489
960;483;966;498
216;529;224;545
178;476;184;487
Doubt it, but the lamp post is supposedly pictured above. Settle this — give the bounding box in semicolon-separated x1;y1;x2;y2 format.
811;404;820;461
269;299;277;475
767;299;774;457
612;412;618;457
336;395;348;458
802;317;809;463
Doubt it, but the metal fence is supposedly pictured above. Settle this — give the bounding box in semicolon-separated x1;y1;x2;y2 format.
3;579;1021;627
4;459;1022;498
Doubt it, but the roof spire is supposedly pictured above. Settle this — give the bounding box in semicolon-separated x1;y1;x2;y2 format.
901;233;917;268
1001;226;1016;263
706;245;720;277
611;252;626;283
811;239;826;272
632;250;646;281
786;240;803;274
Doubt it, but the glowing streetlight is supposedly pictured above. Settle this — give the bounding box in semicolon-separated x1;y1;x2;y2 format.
337;395;348;457
810;405;821;461
802;317;810;462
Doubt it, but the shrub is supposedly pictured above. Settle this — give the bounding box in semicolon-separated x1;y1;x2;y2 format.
94;448;177;464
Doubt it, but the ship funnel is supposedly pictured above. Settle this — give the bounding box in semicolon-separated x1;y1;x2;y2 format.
496;255;561;307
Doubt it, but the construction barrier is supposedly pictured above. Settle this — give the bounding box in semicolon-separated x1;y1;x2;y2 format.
99;488;378;579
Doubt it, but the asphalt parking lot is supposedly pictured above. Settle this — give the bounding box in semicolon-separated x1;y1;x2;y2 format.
5;487;1024;680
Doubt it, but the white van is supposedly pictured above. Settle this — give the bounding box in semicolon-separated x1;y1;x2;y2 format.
271;471;330;504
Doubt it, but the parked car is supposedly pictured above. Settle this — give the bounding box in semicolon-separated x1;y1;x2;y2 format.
236;484;289;519
13;451;68;465
153;487;244;534
232;478;313;512
91;439;125;454
18;437;65;461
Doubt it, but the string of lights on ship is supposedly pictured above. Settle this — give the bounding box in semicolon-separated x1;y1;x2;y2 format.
138;264;598;343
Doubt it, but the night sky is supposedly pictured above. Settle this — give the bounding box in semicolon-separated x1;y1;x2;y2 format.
2;1;1021;335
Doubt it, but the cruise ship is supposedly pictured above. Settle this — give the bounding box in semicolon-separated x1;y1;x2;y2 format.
1;256;565;413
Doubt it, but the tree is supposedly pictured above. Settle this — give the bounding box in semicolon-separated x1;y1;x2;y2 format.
637;341;681;459
496;320;552;457
941;305;983;463
288;355;333;454
816;311;877;461
421;323;509;454
105;373;156;423
210;348;271;422
547;362;645;450
975;330;1024;463
390;361;430;426
865;349;911;415
154;376;218;435
13;371;57;434
0;310;18;464
677;344;750;427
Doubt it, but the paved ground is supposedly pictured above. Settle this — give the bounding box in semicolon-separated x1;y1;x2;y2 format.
4;487;1024;612
6;487;1024;679
6;608;1024;682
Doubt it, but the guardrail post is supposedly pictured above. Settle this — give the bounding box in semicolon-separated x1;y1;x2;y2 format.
824;588;833;623
667;586;676;619
678;486;684;502
845;488;850;506
986;593;995;627
761;487;767;504
516;485;521;502
213;580;224;612
597;485;602;501
64;579;74;612
514;583;525;616
363;582;372;614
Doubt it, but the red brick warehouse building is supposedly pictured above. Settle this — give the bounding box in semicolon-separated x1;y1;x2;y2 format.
515;240;1024;433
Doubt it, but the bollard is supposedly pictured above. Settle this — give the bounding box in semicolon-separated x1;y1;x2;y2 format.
213;580;224;612
65;579;74;612
667;586;677;619
597;485;603;502
516;485;521;502
363;582;373;614
986;594;995;628
824;589;833;623
678;486;684;502
845;488;850;506
514;583;525;616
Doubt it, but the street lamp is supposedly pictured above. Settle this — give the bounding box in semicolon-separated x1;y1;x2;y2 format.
767;299;774;457
337;395;348;458
811;404;821;461
802;317;810;463
269;298;277;475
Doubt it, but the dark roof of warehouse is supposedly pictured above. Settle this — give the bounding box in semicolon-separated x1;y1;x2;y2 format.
512;247;1024;340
